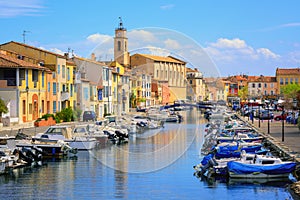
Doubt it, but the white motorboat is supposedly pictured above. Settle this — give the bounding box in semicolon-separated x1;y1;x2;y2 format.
33;126;97;150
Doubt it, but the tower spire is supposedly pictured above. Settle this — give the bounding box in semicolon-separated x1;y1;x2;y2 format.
117;17;125;30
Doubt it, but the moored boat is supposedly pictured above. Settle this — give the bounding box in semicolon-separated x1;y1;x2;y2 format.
227;153;297;179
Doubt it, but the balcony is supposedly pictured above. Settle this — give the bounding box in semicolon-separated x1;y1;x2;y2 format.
61;91;70;101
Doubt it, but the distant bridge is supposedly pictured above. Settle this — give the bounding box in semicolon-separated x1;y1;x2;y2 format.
160;102;213;110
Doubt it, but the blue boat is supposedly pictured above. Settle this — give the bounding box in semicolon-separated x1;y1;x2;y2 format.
227;154;297;179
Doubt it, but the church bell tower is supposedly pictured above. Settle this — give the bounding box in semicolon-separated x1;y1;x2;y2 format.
114;17;130;67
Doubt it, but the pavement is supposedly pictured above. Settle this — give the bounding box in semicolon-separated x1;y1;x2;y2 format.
240;115;300;159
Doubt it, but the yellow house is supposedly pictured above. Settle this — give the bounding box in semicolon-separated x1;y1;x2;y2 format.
0;51;50;124
110;61;130;114
0;41;74;114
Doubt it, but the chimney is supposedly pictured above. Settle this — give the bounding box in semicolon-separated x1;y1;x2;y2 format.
91;53;96;61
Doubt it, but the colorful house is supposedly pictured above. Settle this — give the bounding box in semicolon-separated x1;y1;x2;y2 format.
0;41;74;115
0;51;49;125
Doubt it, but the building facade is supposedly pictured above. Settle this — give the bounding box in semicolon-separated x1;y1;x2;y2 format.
276;68;300;94
130;54;186;104
0;51;49;124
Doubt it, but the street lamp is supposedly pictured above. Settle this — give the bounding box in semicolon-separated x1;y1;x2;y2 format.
26;86;29;122
281;105;285;142
258;103;261;128
265;100;270;134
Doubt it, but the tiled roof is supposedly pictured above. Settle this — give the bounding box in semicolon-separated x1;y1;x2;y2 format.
276;68;300;75
0;53;47;70
134;54;186;64
0;41;66;58
247;75;276;82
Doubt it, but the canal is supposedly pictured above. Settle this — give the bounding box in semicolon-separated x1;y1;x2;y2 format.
0;109;294;199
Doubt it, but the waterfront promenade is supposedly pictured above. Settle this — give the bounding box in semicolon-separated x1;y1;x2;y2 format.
241;116;300;158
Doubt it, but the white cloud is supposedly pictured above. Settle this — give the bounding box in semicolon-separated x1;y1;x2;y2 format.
205;38;279;61
86;33;112;44
50;48;65;56
210;38;247;49
164;39;180;50
160;4;175;10
257;48;280;59
260;22;300;32
128;30;158;43
0;0;44;17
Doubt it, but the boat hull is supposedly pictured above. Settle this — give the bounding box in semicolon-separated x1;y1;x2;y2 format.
67;140;97;150
229;172;291;179
227;161;296;179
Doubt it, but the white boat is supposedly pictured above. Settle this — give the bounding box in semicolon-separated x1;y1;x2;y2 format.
227;152;297;179
33;126;97;150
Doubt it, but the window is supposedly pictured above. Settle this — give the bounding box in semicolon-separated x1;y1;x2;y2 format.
53;101;57;113
270;83;274;88
57;65;60;74
62;65;65;78
22;100;26;115
290;78;294;84
280;78;283;85
156;70;159;78
67;67;70;81
70;84;73;97
52;72;56;79
264;83;267;88
264;90;267;95
41;100;44;113
53;83;57;95
190;80;192;84
252;83;255;88
271;90;274;95
296;78;299;84
285;78;288;84
42;71;45;88
258;83;261;88
84;87;89;100
48;82;50;92
118;41;121;51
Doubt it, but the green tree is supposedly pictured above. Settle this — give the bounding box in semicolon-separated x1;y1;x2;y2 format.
0;99;8;122
238;86;248;101
280;84;300;99
281;84;300;110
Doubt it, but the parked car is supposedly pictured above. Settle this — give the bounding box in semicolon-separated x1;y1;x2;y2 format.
274;113;288;121
83;111;97;122
259;111;274;120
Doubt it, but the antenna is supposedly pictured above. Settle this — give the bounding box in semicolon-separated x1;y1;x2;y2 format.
22;30;31;44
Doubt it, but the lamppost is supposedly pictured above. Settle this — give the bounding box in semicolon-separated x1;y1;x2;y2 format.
281;105;285;142
265;100;270;134
258;103;261;128
26;86;29;122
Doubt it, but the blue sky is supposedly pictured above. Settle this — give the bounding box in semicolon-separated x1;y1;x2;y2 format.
1;0;300;77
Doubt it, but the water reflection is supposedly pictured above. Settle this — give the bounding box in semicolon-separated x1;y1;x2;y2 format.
90;110;202;173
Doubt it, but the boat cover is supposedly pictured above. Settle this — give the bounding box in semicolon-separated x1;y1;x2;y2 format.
227;161;297;175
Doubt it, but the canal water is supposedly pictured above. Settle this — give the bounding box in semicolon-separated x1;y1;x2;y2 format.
0;109;294;199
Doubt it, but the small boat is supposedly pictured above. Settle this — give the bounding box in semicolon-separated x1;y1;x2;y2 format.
33;126;97;150
227;152;297;179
